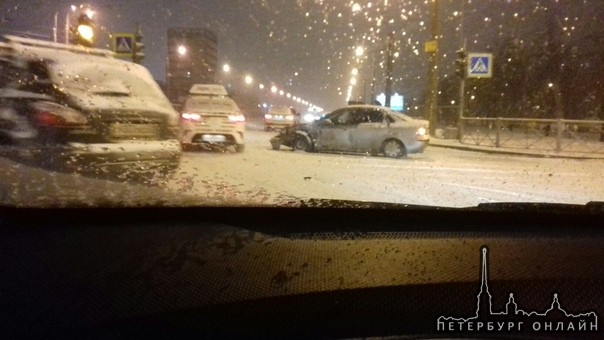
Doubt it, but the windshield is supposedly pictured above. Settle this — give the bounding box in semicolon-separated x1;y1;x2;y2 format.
0;0;602;209
183;96;239;114
2;2;604;339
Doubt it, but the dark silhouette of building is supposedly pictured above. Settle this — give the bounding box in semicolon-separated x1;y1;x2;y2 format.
166;27;217;103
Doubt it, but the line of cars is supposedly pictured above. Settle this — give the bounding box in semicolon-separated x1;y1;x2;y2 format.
0;34;428;186
0;36;248;182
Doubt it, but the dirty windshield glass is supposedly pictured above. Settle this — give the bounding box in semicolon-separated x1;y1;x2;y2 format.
0;0;603;207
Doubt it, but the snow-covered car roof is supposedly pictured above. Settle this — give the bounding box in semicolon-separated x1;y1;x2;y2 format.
1;35;176;117
188;84;229;96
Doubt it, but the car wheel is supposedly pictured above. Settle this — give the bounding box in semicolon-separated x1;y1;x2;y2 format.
382;139;406;158
292;135;311;152
235;144;245;153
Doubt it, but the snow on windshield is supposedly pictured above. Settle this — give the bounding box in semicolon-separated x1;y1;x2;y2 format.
0;1;603;207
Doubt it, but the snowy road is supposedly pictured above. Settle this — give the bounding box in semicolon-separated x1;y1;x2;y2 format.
166;130;604;207
1;129;602;207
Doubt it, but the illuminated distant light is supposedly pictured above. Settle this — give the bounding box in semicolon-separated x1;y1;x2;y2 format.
393;52;399;58
279;90;284;96
350;77;357;85
351;68;359;76
294;72;299;76
548;83;554;88
471;95;476;100
297;98;302;103
262;103;268;108
352;3;361;12
451;100;456;105
244;75;253;85
85;9;95;19
222;64;231;72
355;46;365;57
259;84;265;89
286;93;291;98
293;96;297;100
271;86;278;93
177;45;187;56
453;11;459;16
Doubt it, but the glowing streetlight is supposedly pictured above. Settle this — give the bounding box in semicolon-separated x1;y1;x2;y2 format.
351;68;359;76
355;46;365;57
177;45;187;57
244;75;253;85
271;86;278;93
222;64;231;73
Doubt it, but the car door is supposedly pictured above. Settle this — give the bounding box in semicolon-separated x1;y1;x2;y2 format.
349;108;387;152
315;108;360;152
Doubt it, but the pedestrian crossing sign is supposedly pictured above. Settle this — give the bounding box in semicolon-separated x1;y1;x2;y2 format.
112;34;135;58
467;53;493;78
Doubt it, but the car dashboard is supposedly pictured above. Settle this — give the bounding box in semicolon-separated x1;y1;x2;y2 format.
1;203;603;339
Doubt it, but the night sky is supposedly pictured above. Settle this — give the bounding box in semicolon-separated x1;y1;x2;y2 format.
0;1;562;111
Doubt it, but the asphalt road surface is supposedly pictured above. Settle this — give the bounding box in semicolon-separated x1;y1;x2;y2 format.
1;130;602;207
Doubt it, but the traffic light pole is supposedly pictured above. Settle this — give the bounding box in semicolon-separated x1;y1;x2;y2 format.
458;40;467;142
458;0;466;142
425;0;441;135
385;33;395;108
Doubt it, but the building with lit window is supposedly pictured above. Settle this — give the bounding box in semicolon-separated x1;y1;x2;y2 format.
166;27;217;103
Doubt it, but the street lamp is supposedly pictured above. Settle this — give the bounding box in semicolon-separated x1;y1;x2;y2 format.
223;64;231;73
244;75;253;85
177;45;187;57
355;46;365;57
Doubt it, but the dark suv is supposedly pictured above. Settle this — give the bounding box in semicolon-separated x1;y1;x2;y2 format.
0;36;181;177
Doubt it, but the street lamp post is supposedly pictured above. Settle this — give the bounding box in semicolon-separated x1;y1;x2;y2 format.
424;0;441;134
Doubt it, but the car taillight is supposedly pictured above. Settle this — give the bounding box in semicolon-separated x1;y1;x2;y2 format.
31;101;88;128
264;114;273;119
181;112;202;121
228;114;246;123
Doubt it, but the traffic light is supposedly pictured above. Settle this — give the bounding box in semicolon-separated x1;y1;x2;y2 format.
73;13;95;47
455;49;467;78
133;29;145;64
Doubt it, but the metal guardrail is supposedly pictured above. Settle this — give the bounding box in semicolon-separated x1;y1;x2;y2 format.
460;117;604;154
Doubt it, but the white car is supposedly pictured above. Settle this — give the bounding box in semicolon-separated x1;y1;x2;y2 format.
179;95;246;152
264;106;297;131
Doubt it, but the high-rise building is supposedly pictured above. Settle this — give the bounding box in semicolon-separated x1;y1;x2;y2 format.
166;27;217;103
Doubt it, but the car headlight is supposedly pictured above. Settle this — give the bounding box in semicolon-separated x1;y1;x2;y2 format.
417;127;427;136
303;113;315;122
265;114;273;119
181;113;202;121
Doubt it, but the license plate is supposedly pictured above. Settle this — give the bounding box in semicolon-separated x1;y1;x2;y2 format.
109;123;160;139
202;134;226;142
